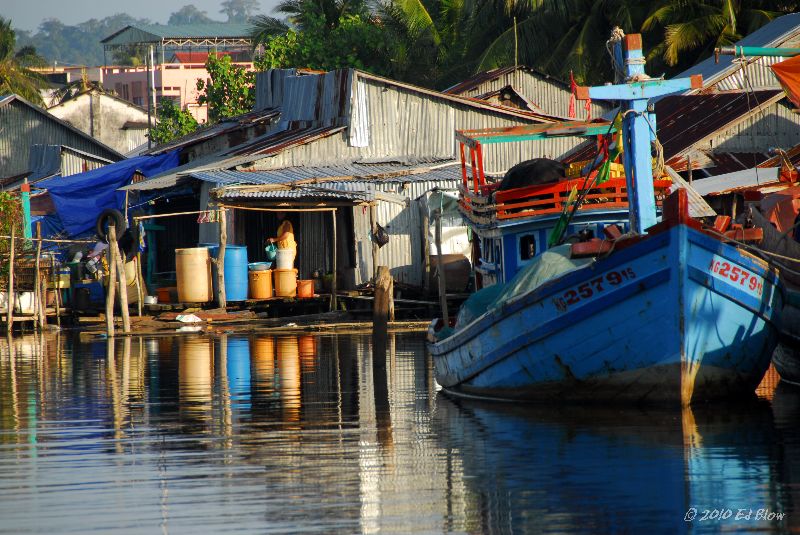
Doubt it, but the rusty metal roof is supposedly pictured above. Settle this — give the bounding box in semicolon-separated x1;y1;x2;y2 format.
145;108;281;155
444;66;567;95
658;90;783;165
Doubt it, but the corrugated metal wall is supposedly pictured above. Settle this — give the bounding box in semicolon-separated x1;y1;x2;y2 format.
705;99;800;152
60;148;108;177
249;75;585;173
453;69;611;119
352;178;462;287
0;99;119;179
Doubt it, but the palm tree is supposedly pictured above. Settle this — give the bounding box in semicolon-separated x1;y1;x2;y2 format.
0;17;47;104
642;0;788;70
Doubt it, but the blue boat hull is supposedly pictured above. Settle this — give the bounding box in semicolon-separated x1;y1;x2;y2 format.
429;222;783;405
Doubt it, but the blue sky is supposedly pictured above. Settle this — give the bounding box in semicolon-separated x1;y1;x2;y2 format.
5;0;280;32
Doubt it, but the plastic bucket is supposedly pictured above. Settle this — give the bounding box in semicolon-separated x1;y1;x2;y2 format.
248;269;273;299
275;249;295;270
207;245;249;302
274;268;298;297
175;248;212;303
297;279;314;298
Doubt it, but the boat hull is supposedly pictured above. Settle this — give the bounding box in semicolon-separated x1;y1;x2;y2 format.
429;223;782;405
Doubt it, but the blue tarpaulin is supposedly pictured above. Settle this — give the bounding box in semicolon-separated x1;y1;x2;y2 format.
38;151;179;238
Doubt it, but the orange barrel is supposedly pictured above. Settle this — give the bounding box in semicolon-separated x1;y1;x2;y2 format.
249;269;273;299
297;279;314;298
274;268;298;297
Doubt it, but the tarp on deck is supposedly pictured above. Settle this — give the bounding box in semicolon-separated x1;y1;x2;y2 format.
38;151;179;237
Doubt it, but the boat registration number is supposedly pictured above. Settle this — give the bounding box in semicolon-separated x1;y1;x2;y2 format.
709;257;763;296
552;268;636;312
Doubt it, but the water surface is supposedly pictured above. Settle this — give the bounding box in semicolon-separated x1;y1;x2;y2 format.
0;332;798;533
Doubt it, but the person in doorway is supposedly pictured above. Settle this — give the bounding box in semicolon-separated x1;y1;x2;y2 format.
267;211;297;266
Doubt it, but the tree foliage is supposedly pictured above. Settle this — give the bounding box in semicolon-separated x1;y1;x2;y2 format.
0;17;47;104
220;0;261;23
168;5;215;26
197;54;255;122
255;13;390;73
149;99;199;145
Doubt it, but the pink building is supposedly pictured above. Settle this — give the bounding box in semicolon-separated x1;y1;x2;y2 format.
100;23;255;123
102;60;253;124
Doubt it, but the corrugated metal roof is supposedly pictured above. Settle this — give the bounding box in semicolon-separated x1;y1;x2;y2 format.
190;161;458;185
0;94;123;181
664;167;716;217
144;108;281;155
445;66;567;94
101;23;254;44
657;90;783;165
676;13;800;89
691;167;781;196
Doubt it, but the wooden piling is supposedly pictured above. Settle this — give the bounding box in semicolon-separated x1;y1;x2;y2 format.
419;202;431;297
109;224;131;333
52;258;61;329
217;210;227;309
373;266;393;355
372;266;394;338
434;212;449;326
6;225;15;335
105;224;117;338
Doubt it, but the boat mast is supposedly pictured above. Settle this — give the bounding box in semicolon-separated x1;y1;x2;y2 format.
577;31;702;234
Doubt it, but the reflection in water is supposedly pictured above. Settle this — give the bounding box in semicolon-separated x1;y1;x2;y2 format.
0;332;798;533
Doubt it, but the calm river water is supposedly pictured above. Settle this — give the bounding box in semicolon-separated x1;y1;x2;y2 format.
0;332;798;533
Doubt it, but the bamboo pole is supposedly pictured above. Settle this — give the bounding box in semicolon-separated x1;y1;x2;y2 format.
136;251;148;299
369;204;379;281
34;223;44;331
105;224;117;338
0;235;95;244
434;211;449;326
217;210;227;309
6;225;15;335
331;208;337;312
109;225;131;334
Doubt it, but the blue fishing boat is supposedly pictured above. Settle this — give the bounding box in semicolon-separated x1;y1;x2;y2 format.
428;32;784;405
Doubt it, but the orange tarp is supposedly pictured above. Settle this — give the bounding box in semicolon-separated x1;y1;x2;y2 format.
771;55;800;109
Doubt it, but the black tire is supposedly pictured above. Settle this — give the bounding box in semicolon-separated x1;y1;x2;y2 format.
96;209;126;243
117;226;140;262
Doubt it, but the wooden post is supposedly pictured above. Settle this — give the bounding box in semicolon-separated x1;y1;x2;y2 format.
105;224;117;338
136;251;148;299
331;209;337;312
372;265;392;359
110;225;131;334
218;210;227;309
434;212;449;325
6;224;15;335
419;201;430;296
134;256;143;317
52;257;61;329
369;203;378;281
34;223;44;331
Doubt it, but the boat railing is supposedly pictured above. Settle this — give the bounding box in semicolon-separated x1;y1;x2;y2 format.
459;175;673;224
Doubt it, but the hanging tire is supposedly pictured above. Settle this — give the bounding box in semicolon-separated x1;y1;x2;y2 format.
117;226;140;262
96;209;126;243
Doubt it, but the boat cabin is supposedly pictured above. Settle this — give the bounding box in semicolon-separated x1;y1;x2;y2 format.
456;121;673;287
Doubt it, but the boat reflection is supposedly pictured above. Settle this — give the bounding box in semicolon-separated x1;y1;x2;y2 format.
432;395;791;533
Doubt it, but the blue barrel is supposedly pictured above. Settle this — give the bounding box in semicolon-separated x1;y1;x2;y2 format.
226;337;251;400
206;244;249;302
